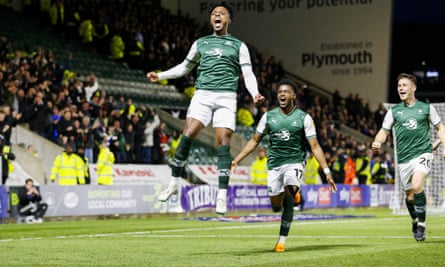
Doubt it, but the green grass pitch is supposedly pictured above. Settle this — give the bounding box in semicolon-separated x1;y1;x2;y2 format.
1;208;444;266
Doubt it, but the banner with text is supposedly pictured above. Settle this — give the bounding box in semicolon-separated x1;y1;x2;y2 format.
172;0;392;108
2;184;395;217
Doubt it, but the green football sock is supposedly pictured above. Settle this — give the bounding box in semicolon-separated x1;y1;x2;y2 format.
279;190;294;237
414;191;426;223
217;146;231;189
171;135;193;177
405;198;417;221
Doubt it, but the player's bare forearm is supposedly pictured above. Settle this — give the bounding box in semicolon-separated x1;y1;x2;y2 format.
372;129;389;150
231;135;261;174
435;123;445;157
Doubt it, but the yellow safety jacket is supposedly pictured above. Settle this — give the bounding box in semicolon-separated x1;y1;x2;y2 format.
79;19;93;44
97;147;115;185
250;156;268;185
110;35;125;60
49;3;64;26
356;156;372;185
237;107;255;127
2;145;14;174
305;156;320;184
50;152;84;185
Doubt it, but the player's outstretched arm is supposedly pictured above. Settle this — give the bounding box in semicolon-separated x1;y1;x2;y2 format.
308;138;337;192
231;133;262;175
434;123;445;157
372;128;390;152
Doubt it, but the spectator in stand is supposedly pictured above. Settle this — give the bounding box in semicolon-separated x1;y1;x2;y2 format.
79;115;95;163
83;73;99;101
141;109;160;164
57;109;77;146
124;122;136;163
28;90;52;139
18;178;48;223
0;105;16;144
250;147;268;186
26;144;40;158
154;121;170;164
146;2;265;216
108;121;127;164
132;108;148;163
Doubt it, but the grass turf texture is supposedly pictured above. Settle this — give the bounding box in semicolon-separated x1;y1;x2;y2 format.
1;208;444;266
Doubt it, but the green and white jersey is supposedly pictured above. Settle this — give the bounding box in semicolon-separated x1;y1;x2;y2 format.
382;100;441;163
256;107;316;169
158;34;259;97
188;34;249;92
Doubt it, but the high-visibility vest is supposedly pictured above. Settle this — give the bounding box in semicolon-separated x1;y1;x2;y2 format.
49;3;64;25
356;156;371;184
250;156;268;185
344;157;356;184
79;19;93;43
97;147;115;185
2;145;14;174
304;156;320;184
110;35;125;60
50;152;84;185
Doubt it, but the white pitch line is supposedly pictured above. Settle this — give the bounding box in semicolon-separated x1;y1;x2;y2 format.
0;217;443;243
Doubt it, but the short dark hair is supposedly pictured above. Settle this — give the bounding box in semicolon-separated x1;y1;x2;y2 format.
25;178;33;184
277;79;299;93
208;1;234;19
397;73;417;86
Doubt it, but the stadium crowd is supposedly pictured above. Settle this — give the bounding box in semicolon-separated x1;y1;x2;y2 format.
0;0;397;185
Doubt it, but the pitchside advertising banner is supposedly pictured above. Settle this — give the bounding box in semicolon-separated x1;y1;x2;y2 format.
3;183;394;217
165;0;392;109
1;164;395;217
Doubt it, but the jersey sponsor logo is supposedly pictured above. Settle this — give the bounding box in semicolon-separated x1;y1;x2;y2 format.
273;129;290;141
402;118;418;130
205;47;223;58
396;111;403;115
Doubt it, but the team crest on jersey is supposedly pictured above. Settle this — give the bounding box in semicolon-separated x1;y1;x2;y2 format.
402;118;417;130
224;40;233;46
205;48;223;58
274;129;290;141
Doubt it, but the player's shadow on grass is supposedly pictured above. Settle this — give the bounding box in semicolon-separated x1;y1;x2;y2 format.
203;244;367;256
276;243;367;253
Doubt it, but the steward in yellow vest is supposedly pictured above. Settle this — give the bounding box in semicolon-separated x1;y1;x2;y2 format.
97;140;115;185
250;148;268;185
50;143;84;185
